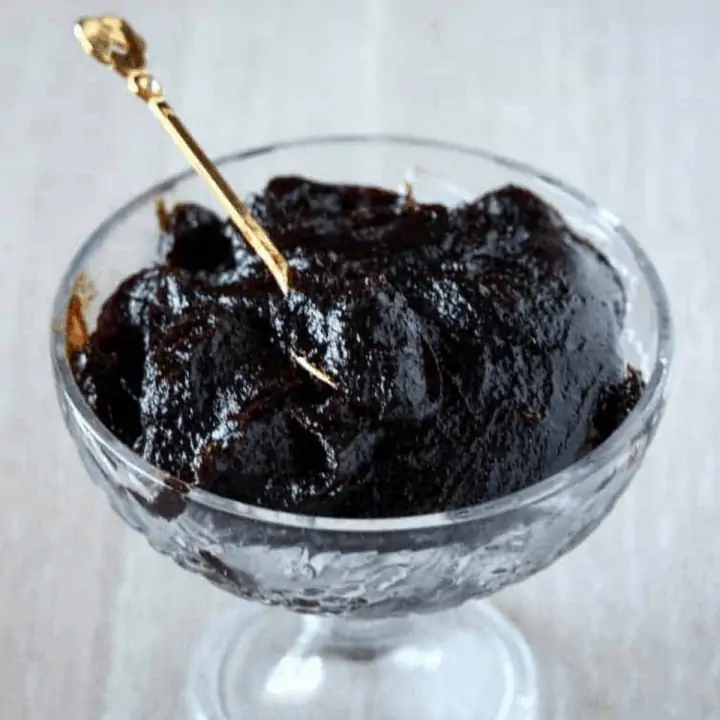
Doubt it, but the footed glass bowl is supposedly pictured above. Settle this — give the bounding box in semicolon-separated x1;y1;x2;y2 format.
50;136;672;720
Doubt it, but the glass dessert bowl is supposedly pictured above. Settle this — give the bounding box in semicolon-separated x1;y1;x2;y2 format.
50;136;672;720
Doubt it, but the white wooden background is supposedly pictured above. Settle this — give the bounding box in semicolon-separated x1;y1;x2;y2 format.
1;1;718;718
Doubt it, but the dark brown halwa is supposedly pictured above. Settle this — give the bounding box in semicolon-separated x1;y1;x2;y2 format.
71;177;643;518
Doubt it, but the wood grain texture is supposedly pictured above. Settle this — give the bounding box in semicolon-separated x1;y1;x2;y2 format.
0;0;717;717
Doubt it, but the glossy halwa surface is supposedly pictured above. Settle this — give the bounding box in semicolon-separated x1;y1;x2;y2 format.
71;177;643;518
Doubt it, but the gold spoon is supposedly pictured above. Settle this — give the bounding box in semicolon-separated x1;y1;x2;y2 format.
74;16;336;388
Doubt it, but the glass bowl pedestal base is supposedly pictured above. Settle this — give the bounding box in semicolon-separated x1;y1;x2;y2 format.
188;602;538;720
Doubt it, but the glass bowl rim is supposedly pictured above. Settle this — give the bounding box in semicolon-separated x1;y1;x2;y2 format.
50;133;673;532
